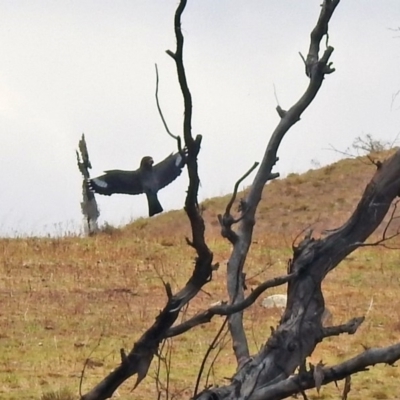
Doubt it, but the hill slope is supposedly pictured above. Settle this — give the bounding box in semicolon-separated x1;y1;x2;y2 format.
1;150;400;400
124;149;397;241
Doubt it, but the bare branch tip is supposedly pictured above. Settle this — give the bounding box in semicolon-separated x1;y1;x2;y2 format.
166;49;176;59
154;62;178;140
268;172;280;181
164;282;173;299
299;51;307;66
276;105;287;118
212;262;220;271
185;237;195;248
120;348;128;364
324;65;336;74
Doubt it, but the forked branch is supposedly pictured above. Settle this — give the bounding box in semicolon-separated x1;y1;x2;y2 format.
166;271;297;338
218;162;261;244
202;148;400;400
321;317;365;339
165;0;214;312
81;2;213;398
225;0;339;365
353;199;400;249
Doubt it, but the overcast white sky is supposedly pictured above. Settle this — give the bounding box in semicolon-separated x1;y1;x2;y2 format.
0;1;399;236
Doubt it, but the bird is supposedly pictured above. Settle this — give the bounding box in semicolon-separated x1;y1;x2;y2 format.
89;151;186;217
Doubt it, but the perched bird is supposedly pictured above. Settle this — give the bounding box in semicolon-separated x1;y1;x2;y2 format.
89;152;186;217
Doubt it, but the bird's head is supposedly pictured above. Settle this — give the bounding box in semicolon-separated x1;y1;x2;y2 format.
140;156;154;170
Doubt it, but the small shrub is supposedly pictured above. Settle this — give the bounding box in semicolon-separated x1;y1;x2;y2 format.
352;134;391;154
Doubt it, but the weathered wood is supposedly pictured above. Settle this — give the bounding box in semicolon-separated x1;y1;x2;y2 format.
76;134;99;235
198;149;400;399
79;1;400;399
224;0;339;365
81;2;213;398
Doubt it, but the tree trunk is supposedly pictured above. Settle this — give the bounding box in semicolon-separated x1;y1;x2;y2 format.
198;150;400;399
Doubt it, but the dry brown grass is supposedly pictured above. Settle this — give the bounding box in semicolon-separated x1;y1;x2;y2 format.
1;151;400;399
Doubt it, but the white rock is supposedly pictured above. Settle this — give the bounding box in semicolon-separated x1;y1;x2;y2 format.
262;294;287;309
262;293;333;326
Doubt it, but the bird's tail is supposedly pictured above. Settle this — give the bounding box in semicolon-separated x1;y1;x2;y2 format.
146;193;163;217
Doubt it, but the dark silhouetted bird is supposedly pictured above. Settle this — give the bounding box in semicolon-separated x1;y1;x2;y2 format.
89;152;186;217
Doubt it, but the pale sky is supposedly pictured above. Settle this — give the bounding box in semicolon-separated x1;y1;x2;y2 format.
0;1;399;236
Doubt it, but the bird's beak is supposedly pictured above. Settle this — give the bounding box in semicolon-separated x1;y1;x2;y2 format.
150;158;154;166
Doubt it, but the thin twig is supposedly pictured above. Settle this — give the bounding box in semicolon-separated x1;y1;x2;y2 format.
273;83;280;106
226;162;260;217
165;339;173;400
193;317;229;397
352;201;400;249
205;327;230;388
79;332;105;398
218;162;261;243
155;339;167;399
389;131;400;148
155;63;178;140
390;90;400;111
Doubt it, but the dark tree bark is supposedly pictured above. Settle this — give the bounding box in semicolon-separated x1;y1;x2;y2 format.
222;0;337;366
80;2;213;399
199;150;400;399
80;1;400;399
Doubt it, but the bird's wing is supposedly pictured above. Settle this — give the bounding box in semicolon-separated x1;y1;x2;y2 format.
153;152;186;190
89;169;143;195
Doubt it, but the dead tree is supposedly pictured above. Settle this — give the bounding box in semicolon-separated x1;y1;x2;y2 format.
76;134;100;236
81;1;400;399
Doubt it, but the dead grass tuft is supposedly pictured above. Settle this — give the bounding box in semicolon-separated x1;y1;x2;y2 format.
40;388;76;400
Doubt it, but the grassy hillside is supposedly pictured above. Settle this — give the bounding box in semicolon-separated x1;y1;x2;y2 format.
1;151;400;400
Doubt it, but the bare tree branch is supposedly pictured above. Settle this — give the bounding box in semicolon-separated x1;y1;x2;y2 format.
352;200;400;249
390;89;400;110
246;343;400;400
225;0;340;365
154;340;164;399
154;339;173;400
193;318;229;397
154;63;178;140
342;375;351;400
80;2;400;399
165;0;215;311
321;317;365;339
197;343;400;400
218;162;262;244
201;148;400;399
79;333;105;398
205;330;230;390
166;272;296;338
81;2;215;398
